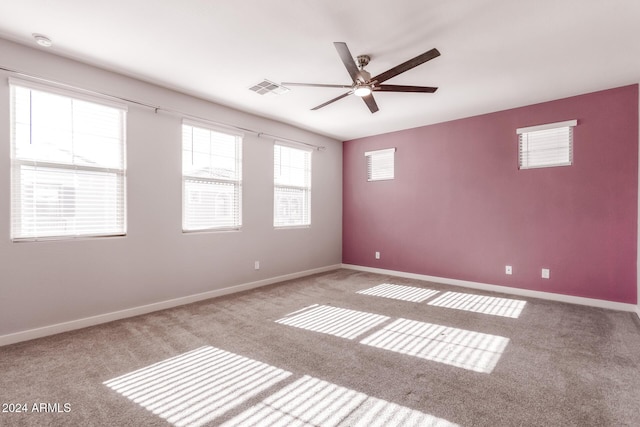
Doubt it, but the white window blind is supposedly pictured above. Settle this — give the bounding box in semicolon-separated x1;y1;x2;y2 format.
10;79;127;241
274;143;311;227
517;120;577;169
182;121;242;231
365;148;395;181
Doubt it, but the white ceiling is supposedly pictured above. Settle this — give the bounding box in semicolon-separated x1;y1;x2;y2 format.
1;0;639;141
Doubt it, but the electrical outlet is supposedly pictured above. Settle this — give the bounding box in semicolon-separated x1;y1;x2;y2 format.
542;268;550;279
254;261;260;270
375;251;380;260
505;265;512;275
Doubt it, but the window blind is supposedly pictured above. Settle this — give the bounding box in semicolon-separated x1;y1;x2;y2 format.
274;143;311;227
10;80;127;241
182;121;242;231
365;148;395;181
517;120;576;169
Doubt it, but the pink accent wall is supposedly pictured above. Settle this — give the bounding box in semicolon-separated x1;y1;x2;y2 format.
343;85;638;304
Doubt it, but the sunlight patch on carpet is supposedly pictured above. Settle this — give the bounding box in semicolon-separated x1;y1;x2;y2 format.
357;283;439;303
103;346;291;427
427;291;526;318
360;318;509;373
221;375;459;427
275;304;389;339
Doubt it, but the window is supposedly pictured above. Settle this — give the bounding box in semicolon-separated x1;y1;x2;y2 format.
365;148;395;181
274;143;311;227
517;120;577;169
10;78;127;241
182;120;242;231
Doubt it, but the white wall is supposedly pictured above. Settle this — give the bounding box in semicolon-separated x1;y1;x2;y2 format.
0;39;343;338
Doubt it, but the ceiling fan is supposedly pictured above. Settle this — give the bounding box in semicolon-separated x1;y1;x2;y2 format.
282;42;440;113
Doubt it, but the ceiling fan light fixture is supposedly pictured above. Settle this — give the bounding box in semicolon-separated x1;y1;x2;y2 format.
354;85;372;97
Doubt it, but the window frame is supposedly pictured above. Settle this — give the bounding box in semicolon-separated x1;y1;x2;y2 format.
365;148;396;181
181;119;243;232
516;120;577;170
273;142;312;228
9;77;127;242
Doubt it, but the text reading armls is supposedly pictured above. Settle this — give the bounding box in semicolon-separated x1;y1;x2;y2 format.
2;403;71;413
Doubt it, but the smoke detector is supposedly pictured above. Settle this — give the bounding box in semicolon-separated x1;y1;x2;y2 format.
32;34;52;47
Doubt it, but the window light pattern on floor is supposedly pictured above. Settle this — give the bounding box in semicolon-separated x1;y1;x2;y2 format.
221;375;459;427
427;291;526;318
357;283;439;303
360;318;509;373
275;304;390;339
103;346;291;427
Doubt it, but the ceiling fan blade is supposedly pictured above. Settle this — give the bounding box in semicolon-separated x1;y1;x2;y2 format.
372;48;440;84
311;91;352;110
376;84;438;93
334;42;363;83
282;82;353;89
362;93;379;113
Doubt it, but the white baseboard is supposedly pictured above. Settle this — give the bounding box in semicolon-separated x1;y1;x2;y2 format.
342;264;638;313
0;264;342;347
636;306;640;320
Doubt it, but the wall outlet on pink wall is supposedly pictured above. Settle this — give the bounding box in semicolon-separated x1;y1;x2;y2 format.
542;268;550;279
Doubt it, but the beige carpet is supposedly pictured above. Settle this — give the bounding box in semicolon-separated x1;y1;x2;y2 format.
1;269;639;426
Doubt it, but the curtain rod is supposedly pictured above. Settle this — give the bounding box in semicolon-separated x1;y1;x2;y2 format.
1;65;326;151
